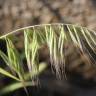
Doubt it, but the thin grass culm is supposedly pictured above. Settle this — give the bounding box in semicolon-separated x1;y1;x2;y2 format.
0;23;96;94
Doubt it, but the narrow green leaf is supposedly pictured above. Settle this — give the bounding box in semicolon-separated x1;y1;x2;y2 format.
0;68;20;81
0;82;33;95
0;50;10;66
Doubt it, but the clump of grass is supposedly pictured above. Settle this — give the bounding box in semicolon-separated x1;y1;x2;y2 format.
0;23;96;94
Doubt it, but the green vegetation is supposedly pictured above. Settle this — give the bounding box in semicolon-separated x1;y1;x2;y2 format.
0;23;96;95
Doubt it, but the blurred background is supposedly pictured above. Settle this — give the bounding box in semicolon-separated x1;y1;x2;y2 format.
0;0;96;96
0;0;96;34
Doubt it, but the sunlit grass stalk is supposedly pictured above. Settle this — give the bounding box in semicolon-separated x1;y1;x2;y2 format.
0;24;95;78
24;28;39;80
